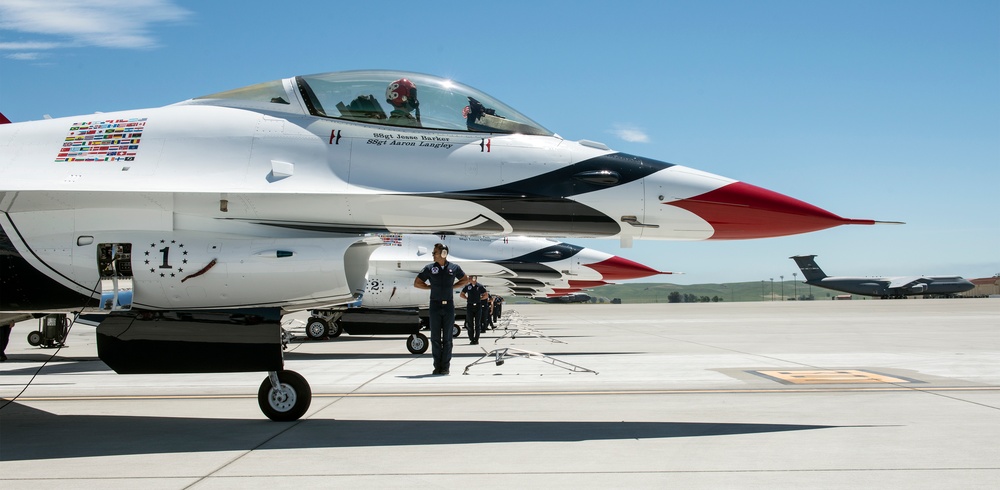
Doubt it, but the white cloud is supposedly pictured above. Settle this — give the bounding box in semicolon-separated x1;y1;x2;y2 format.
5;51;42;60
0;0;190;51
610;124;650;143
0;41;63;50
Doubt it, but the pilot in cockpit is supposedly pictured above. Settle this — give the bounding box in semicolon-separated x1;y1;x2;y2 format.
385;78;422;128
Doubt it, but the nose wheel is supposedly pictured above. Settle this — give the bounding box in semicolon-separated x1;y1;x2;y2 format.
258;370;312;421
407;333;429;354
305;317;329;340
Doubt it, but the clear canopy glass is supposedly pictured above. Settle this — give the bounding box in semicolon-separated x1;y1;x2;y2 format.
198;70;552;136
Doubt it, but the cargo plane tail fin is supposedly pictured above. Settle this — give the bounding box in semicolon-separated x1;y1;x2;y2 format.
790;255;827;282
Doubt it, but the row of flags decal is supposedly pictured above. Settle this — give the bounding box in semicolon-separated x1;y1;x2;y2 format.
56;117;147;162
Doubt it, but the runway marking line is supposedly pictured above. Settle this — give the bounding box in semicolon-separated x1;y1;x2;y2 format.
753;369;915;385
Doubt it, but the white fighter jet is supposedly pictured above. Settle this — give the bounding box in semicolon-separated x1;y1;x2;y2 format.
300;233;668;351
364;233;667;306
0;70;889;420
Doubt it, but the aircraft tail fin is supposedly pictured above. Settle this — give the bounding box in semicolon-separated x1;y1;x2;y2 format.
790;255;827;282
0;112;10;124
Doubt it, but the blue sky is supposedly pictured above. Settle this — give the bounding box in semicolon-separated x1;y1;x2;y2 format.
1;0;997;285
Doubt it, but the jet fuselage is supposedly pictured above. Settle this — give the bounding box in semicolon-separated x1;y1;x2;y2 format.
1;70;876;315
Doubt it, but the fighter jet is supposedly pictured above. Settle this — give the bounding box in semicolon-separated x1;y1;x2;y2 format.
364;233;667;305
1;69;887;420
532;293;593;304
790;255;974;299
301;233;667;349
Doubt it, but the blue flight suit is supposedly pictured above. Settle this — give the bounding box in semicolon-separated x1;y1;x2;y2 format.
417;261;465;373
461;282;487;343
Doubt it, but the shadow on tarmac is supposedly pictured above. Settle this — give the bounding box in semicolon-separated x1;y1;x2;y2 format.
0;350;637;372
0;401;841;461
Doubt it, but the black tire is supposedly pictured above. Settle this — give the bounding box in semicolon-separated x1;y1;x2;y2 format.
27;331;42;347
407;333;429;354
329;320;344;338
305;317;329;340
258;370;312;422
452;324;461;338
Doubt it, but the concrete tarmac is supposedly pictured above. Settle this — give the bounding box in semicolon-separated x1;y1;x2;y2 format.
1;299;998;489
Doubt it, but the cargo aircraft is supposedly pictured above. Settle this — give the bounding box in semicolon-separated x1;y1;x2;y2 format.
0;70;889;420
790;255;973;299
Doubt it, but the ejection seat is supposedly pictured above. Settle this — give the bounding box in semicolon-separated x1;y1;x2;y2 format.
336;94;388;122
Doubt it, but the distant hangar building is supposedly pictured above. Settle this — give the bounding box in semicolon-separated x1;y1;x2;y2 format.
967;277;1000;297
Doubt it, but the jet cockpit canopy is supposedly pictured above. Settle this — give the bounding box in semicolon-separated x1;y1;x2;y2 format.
195;70;553;136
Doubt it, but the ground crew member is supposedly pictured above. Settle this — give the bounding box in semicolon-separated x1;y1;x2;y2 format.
460;275;487;345
414;243;468;375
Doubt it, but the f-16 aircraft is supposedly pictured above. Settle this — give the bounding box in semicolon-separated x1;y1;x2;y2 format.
1;69;887;420
364;233;666;304
532;293;593;304
790;255;973;299
301;233;665;349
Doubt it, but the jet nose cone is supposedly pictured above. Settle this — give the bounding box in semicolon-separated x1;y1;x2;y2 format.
587;256;668;280
669;181;875;239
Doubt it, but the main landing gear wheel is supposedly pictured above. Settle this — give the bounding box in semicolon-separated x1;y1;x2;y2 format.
305;317;329;340
452;324;462;338
26;331;42;347
407;333;429;354
258;370;312;421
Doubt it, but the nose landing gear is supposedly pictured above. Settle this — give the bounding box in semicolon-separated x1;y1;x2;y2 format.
258;370;312;421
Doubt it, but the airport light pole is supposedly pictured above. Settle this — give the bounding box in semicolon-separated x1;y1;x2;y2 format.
770;278;774;301
793;272;798;300
761;280;765;301
780;275;784;300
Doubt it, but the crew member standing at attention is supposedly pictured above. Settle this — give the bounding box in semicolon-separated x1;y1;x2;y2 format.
480;290;492;332
414;243;469;375
460;275;486;345
492;295;504;326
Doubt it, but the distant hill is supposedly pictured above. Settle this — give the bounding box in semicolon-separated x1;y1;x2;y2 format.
506;281;837;304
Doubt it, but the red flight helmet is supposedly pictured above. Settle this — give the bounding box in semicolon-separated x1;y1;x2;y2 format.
386;78;418;109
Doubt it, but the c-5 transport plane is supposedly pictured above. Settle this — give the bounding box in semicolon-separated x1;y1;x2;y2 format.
1;70;888;420
791;255;974;299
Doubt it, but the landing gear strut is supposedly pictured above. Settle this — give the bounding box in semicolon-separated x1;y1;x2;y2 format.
305;310;344;340
258;370;312;421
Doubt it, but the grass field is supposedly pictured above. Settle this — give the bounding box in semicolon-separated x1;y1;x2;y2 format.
506;281;847;304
